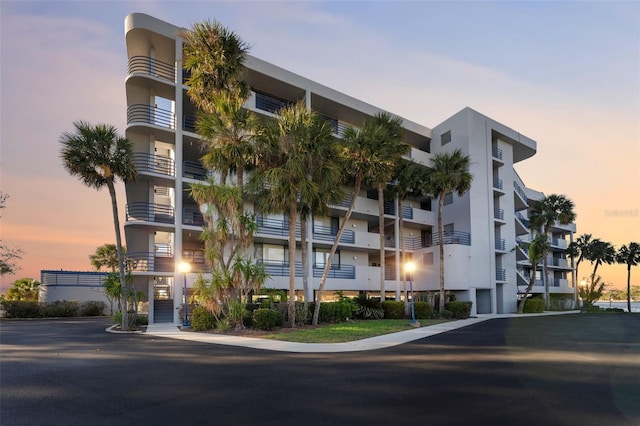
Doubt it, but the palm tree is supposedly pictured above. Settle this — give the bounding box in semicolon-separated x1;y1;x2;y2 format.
364;113;408;300
586;239;616;288
90;243;126;273
518;233;550;314
616;242;640;313
425;149;473;313
528;194;576;309
181;19;250;111
567;233;594;308
579;275;607;308
60;121;137;329
250;102;339;326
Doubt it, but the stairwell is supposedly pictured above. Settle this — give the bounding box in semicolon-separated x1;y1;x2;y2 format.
153;300;175;323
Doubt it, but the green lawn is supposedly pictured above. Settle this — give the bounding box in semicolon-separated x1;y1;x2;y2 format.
258;319;450;343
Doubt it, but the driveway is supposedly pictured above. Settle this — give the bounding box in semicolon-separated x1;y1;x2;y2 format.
1;314;638;425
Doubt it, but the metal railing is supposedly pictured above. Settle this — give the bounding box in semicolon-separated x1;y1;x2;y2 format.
128;56;175;83
133;153;175;176
514;181;528;203
254;91;293;114
256;260;355;279
313;224;355;244
183;206;204;226
126;202;175;224
494;208;504;220
493;177;504;190
126;252;175;272
495;238;506;251
256;216;301;238
515;211;529;227
496;268;506;281
183;114;197;133
429;231;471;246
183;161;208;181
127;104;176;129
384;201;414;219
492;146;503;160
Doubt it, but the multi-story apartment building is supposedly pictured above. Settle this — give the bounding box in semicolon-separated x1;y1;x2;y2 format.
124;13;576;324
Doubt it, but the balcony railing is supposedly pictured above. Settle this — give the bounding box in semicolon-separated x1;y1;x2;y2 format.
128;56;175;83
126;252;174;272
492;146;503;160
514;181;528;203
127;104;176;129
133;153;175;177
496;268;506;281
515;212;529;227
495;238;506;251
321;115;355;139
183;114;197;133
384;236;425;250
183;161;208;181
256;216;301;238
384;201;414;219
257;260;355;279
494;208;504;220
430;231;471;246
493;177;504;190
183;207;204;226
313;224;355;244
254;91;293;114
126;202;175;224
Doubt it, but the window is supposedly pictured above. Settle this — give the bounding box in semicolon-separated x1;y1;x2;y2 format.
263;244;288;264
314;248;340;269
441;130;452;146
443;223;454;233
444;192;453;205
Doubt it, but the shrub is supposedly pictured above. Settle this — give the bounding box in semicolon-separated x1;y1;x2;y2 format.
440;309;453;319
113;310;122;324
523;298;545;313
353;295;384;319
294;301;310;325
253;309;284;331
582;305;601;313
41;301;79;318
382;301;404;319
319;300;355;323
80;301;106;316
135;314;149;325
603;308;624;313
191;306;214;331
216;318;231;331
413;301;433;319
1;300;41;318
445;301;472;319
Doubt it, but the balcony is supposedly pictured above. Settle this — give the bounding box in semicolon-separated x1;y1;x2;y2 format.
321;115;354;139
133;153;175;177
183;161;208;181
515;212;529;227
256;216;300;238
384;236;426;250
183;207;204;226
493;177;504;191
183;114;197;133
254;91;293;114
513;181;528;206
257;260;355;279
127;56;175;83
430;231;471;246
127;251;174;273
384;201;413;219
492;146;503;160
494;208;504;221
127;104;176;129
549;237;568;249
313;224;355;244
496;268;506;281
495;238;506;251
126;202;175;224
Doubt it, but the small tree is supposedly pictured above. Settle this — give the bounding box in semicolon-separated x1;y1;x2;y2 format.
90;244;125;272
518;233;550;314
5;278;40;301
579;275;607;308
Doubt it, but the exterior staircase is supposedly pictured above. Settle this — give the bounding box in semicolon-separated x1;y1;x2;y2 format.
153;299;174;323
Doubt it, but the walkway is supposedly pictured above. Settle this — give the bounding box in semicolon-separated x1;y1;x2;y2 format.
144;311;579;353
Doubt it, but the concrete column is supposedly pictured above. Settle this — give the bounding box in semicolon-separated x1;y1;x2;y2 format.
173;36;184;324
394;197;401;301
306;217;314;302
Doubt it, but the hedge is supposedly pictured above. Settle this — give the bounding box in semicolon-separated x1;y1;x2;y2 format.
413;301;433;319
523;298;545;313
382;301;404;319
445;301;473;319
253;309;284;330
1;300;107;318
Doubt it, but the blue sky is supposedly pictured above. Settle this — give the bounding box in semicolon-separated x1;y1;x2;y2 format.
1;1;638;289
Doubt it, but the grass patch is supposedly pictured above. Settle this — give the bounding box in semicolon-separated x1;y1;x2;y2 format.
260;319;451;343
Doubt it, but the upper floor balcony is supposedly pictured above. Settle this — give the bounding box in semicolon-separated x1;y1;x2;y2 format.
430;231;471;246
126;202;174;224
255;216;355;244
493;177;504;192
133;153;175;177
513;180;529;210
127;56;176;84
257;260;356;279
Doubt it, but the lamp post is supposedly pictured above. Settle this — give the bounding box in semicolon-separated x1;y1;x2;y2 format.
179;261;191;326
405;261;417;325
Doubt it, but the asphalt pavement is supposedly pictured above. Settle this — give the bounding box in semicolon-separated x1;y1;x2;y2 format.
1;314;638;426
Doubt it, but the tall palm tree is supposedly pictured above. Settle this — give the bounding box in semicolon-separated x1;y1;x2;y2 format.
90;243;126;273
518;233;551;314
181;19;250;111
60;121;137;329
528;194;576;309
250;102;339;327
586;239;616;289
425;149;473;313
616;242;640;313
365;113;407;300
567;233;594;308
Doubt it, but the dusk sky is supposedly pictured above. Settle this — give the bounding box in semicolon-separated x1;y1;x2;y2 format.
1;1;638;292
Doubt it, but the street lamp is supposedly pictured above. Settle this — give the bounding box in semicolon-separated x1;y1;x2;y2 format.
179;261;191;326
405;261;417;325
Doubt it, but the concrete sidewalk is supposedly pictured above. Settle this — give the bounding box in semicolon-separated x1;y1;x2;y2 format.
145;311;579;353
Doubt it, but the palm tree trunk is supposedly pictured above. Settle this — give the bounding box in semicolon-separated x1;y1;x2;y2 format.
574;260;581;309
300;217;309;306
378;185;386;301
627;265;632;313
542;255;550;309
438;193;445;314
398;196;406;304
288;204;297;327
313;178;361;326
106;178;129;330
518;271;538;314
